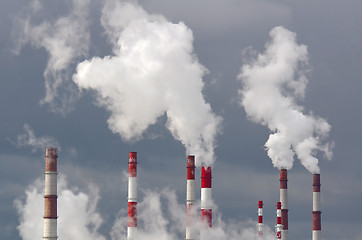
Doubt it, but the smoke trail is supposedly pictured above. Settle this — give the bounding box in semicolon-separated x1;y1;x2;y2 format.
12;0;90;115
14;175;106;240
9;124;61;153
73;0;222;166
238;26;333;173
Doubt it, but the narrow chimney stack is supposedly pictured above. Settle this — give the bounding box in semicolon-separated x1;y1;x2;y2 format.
276;201;282;239
43;148;58;240
201;166;212;228
128;152;138;240
257;201;264;239
312;174;321;240
186;156;196;240
280;169;288;240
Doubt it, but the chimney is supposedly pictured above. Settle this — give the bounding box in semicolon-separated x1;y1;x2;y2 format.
280;169;288;240
128;152;138;240
43;148;58;240
276;201;282;239
257;201;263;239
201;166;212;228
312;174;321;240
186;156;196;240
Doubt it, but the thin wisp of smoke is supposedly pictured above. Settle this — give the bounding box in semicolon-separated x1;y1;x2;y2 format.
9;124;61;153
238;26;333;173
12;0;90;115
73;0;222;166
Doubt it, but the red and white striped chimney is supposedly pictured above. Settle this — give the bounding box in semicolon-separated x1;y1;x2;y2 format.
201;166;212;228
276;202;282;239
280;169;288;240
128;152;137;240
186;155;196;240
257;201;263;239
43;148;58;240
313;174;321;240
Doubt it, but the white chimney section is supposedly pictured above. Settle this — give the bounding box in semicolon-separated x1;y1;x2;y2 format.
313;174;321;240
280;169;288;240
128;152;137;240
186;155;196;240
43;148;58;240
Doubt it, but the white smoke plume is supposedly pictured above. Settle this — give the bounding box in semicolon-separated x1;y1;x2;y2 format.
238;26;333;173
10;123;61;152
15;173;276;240
111;188;184;240
14;174;106;240
12;0;90;115
73;0;222;166
110;187;276;240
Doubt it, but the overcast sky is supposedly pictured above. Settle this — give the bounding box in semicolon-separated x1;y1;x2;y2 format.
1;0;362;240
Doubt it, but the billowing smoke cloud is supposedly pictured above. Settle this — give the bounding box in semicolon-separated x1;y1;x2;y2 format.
238;26;333;173
9;124;61;152
73;0;222;166
12;0;90;114
14;175;106;240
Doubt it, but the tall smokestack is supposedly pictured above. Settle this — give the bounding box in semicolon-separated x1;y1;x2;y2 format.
201;166;212;228
43;148;58;240
186;155;196;240
276;202;282;239
257;201;263;239
313;174;321;240
280;169;288;240
128;152;137;240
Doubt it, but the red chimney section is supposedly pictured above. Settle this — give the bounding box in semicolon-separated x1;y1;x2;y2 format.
280;169;288;240
201;166;212;228
128;152;138;239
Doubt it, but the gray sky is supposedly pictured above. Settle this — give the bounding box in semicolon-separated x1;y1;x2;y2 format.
1;0;362;239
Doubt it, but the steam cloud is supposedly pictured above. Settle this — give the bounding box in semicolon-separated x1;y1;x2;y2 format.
14;175;105;240
73;0;222;166
111;188;276;240
12;0;90;114
238;26;333;173
16;175;276;240
12;2;294;240
10;124;61;152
